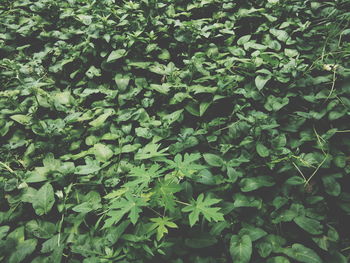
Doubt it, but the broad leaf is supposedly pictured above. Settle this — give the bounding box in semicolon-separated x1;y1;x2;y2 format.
230;234;252;263
32;183;55;216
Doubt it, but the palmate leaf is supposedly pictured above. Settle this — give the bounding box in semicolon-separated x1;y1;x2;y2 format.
152;179;182;212
103;193;147;228
182;194;224;227
135;142;169;160
149;217;178;241
124;164;164;191
164;153;205;178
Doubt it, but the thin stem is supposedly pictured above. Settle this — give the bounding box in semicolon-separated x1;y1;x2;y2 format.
292;162;307;182
0;161;16;174
175;200;191;206
304;154;328;186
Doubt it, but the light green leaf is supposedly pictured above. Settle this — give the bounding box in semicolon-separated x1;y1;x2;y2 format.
150;83;171;94
256;142;270;157
89;109;114;127
114;74;130;91
270;29;289;42
107;49;127;62
200;101;211;116
91;143;113;162
32;183;55;216
10;114;31;125
75;157;101;175
149;217;178;240
255;75;271;90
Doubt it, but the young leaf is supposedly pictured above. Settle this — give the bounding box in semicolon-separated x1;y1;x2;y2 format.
149;217;178;240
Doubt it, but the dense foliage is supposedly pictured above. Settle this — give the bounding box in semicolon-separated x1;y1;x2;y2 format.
1;0;350;262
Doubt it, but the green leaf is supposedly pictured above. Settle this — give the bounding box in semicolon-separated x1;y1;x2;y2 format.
322;175;341;196
89;109;114;127
0;225;10;240
91;143;114;162
230;234;252;263
239;225;267;241
294;216;323;235
149;217;178;241
150;83;171;94
10;114;31;125
9;239;37;263
26;220;56;239
182;194;224;227
267;256;291;263
32;183;55;216
85;66;101;78
283;243;322;263
41;235;60;253
107;49;127;62
270;29;289;42
153;179;182;212
255;75;271;90
135;142;168;160
200;101;211;116
203;153;224;167
185;232;218;248
75;157;101;175
256;142;270;157
240;176;275;192
104;193;147;228
114;74;130;91
285;176;305;185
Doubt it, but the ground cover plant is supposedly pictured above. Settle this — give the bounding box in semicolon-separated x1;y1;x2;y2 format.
1;0;350;262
